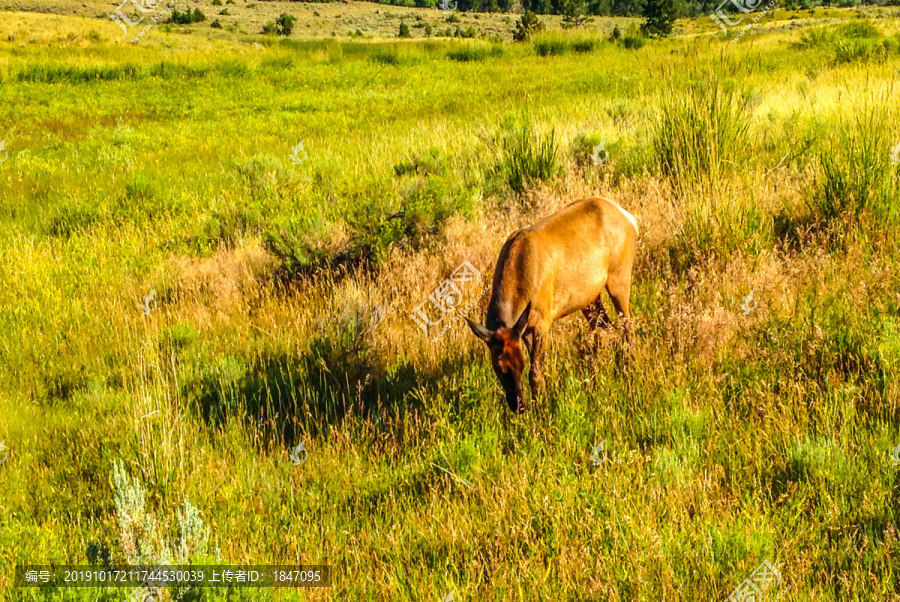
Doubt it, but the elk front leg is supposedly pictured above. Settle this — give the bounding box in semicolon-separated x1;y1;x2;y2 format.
528;327;547;401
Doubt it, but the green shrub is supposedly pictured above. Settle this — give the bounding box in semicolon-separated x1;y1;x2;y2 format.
345;177;475;266
47;202;102;238
831;38;884;64
170;7;205;24
219;8;230;15
125;173;161;203
210;19;222;28
570;132;606;168
793;26;835;49
560;0;594;29
786;437;849;484
653;77;751;194
622;29;647;48
794;21;886;65
198;203;262;250
262;22;276;35
606;99;634;128
533;36;569;56
572;39;596;52
494;120;561;196
211;0;222;5
276;13;296;36
836;19;880;39
641;0;676;37
446;45;503;61
446;13;461;23
513;11;544;42
394;148;447;176
263;214;334;278
399;22;411;38
654;78;766;267
371;49;401;64
453;26;475;38
159;323;199;352
806;103;896;223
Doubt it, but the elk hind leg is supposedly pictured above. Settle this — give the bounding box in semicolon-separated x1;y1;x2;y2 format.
606;275;633;346
581;295;612;331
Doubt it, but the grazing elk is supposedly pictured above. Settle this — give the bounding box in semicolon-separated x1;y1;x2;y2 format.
466;197;638;414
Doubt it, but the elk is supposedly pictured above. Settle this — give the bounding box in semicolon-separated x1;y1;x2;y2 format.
466;197;638;414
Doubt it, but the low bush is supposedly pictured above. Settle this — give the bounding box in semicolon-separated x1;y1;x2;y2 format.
513;10;543;41
533;36;568;56
572;39;596;52
170;7;206;24
493;119;561;197
806;102;896;223
446;45;503;61
276;13;296;36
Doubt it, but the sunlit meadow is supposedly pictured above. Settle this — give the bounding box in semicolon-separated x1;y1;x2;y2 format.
2;2;900;600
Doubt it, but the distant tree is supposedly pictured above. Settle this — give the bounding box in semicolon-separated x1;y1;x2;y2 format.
276;13;296;35
521;0;553;13
560;0;594;27
477;0;501;11
170;7;206;23
610;0;644;15
513;10;544;41
399;22;412;37
640;0;676;36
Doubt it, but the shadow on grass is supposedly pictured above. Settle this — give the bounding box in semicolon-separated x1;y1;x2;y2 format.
184;321;479;451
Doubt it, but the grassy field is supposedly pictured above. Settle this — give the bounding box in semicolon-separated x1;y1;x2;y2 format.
2;1;900;600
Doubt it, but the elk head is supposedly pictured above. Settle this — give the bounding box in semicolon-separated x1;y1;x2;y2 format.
466;302;532;414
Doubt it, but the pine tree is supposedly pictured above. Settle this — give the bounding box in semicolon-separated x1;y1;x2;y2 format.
640;0;676;37
513;10;545;41
560;0;595;28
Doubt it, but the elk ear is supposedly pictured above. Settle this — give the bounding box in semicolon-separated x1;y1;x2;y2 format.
513;302;532;338
466;318;494;343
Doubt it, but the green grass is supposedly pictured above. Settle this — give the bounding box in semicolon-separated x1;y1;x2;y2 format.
2;5;900;601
